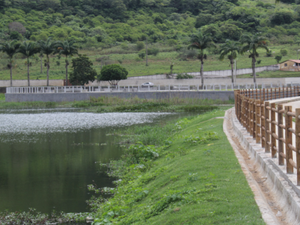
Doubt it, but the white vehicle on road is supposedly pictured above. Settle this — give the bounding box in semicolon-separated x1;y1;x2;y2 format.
141;82;154;87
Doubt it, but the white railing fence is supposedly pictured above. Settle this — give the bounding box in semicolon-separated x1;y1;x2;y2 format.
6;83;300;94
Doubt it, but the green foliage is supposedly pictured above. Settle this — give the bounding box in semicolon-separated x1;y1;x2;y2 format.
98;64;128;86
275;55;282;63
136;41;145;51
176;73;193;79
138;50;145;59
148;47;160;56
280;48;288;56
89;110;264;225
69;54;96;85
183;131;219;145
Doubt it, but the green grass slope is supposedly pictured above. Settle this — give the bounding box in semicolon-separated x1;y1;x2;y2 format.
90;109;264;225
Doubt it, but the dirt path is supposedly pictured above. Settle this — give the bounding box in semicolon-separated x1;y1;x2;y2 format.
223;109;291;225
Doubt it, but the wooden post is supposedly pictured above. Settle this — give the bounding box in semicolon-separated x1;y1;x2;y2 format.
271;88;273;100
248;98;251;133
241;96;245;126
279;87;281;99
256;99;261;143
261;101;266;148
278;104;284;165
250;100;253;136
260;88;262;100
265;102;270;153
235;90;238;116
263;88;265;101
271;103;276;158
295;108;300;185
253;100;256;138
285;106;293;174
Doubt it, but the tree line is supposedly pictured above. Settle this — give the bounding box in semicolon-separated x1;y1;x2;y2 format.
0;38;77;86
0;38;129;87
1;31;269;89
189;32;268;89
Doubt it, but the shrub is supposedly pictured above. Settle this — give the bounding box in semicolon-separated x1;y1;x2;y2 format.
280;49;288;56
148;48;159;56
138;50;145;59
275;55;282;63
136;41;145;51
176;73;194;79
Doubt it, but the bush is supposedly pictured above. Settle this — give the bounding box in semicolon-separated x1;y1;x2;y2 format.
148;48;159;56
266;50;272;57
280;49;288;56
138;50;145;59
176;73;194;79
275;55;282;63
136;41;145;51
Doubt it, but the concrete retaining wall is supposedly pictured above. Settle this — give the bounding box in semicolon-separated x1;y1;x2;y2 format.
230;108;300;224
5;91;234;102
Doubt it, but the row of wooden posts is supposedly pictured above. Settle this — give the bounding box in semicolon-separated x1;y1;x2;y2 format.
234;87;300;185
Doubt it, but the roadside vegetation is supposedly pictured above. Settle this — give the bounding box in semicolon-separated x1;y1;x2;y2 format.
87;109;264;224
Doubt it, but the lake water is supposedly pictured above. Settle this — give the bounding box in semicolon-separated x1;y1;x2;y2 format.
0;111;179;213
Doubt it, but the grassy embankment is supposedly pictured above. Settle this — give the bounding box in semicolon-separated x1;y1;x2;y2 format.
88;109;264;224
0;93;233;112
0;43;299;81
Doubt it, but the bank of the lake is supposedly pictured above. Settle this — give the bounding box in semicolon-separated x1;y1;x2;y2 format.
0;93;233;113
89;109;264;225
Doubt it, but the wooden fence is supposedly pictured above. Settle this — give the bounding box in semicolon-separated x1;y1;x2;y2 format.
234;87;300;185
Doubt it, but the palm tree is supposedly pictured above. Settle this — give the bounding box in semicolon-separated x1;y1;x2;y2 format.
17;41;39;87
219;39;240;85
56;40;78;86
240;33;269;88
0;40;20;87
39;38;59;86
188;32;215;89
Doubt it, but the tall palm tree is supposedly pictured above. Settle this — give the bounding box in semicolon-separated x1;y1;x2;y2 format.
17;41;39;87
0;40;20;87
188;32;215;89
219;39;240;85
240;33;269;88
39;38;59;86
57;40;78;86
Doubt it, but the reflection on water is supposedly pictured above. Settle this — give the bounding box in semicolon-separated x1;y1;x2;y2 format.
0;112;174;213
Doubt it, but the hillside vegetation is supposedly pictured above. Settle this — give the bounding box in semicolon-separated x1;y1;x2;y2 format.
1;0;300;80
0;0;299;46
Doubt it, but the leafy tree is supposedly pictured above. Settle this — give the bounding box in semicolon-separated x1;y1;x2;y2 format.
0;40;20;87
39;37;60;86
57;40;78;86
280;49;288;56
188;32;215;89
219;40;240;85
17;41;40;87
240;33;269;88
69;54;96;85
275;55;282;63
97;64;128;86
